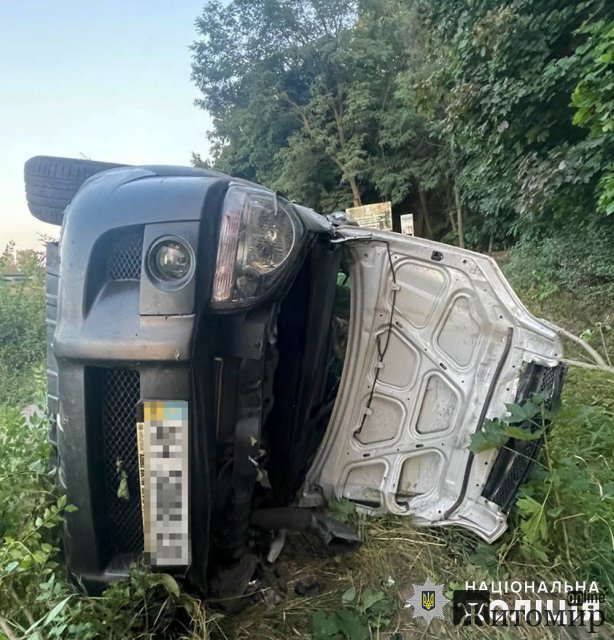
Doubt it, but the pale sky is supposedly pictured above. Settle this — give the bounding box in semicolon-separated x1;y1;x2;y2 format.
0;0;212;250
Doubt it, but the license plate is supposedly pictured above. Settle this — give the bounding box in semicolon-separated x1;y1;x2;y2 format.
137;400;190;566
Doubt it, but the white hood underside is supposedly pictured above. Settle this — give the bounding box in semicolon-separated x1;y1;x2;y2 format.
300;228;562;542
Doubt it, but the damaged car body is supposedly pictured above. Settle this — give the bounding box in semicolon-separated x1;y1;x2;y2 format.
25;156;564;597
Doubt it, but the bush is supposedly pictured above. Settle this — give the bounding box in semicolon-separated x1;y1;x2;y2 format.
505;221;614;303
0;256;46;407
464;376;614;591
515;371;614;598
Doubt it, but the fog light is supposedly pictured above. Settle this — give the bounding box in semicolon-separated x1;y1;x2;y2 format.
148;238;193;286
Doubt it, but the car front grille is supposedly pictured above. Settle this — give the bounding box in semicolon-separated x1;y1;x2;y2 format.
485;438;543;508
102;367;144;554
482;362;566;510
107;230;143;281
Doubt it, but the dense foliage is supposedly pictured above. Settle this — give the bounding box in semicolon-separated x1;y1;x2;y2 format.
0;243;46;406
192;0;614;283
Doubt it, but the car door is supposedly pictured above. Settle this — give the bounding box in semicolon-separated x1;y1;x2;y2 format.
300;226;564;542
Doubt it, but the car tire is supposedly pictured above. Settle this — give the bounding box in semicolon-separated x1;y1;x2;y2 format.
24;156;126;225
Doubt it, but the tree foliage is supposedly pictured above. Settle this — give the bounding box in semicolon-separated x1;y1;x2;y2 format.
571;10;614;215
192;0;614;276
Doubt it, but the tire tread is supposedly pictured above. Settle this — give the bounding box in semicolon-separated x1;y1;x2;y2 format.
24;156;126;225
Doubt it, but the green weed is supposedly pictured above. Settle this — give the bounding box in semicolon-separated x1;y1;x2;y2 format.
311;586;393;640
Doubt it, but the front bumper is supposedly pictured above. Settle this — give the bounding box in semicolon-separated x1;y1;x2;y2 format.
51;164;332;593
52;166;220;591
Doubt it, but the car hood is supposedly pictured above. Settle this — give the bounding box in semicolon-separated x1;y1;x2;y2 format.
301;227;562;542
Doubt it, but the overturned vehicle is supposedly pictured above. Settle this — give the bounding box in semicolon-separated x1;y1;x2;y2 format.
25;156;564;597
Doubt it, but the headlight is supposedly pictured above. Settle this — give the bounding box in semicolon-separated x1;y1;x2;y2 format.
211;185;300;308
147;237;194;288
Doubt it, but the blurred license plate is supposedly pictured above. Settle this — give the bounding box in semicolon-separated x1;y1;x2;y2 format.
137;400;190;566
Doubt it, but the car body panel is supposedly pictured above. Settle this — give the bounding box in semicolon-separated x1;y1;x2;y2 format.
301;227;562;541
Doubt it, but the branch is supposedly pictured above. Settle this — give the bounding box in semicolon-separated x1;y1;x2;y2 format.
539;318;607;367
330;94;347;147
561;359;614;376
330;155;346;172
0;616;18;640
282;96;314;135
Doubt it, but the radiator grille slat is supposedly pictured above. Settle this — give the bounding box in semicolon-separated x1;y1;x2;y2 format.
102;368;144;554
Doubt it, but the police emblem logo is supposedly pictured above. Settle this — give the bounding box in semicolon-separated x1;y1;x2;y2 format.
422;590;435;611
405;578;449;624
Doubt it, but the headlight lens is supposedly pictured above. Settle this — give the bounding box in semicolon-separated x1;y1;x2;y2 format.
148;238;193;286
212;185;299;308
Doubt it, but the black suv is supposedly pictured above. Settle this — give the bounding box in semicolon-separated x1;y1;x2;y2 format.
24;156;564;598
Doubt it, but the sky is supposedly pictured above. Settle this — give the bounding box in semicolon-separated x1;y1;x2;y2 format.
0;0;212;249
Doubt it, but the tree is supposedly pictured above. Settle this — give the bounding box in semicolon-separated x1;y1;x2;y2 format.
413;0;614;244
191;0;614;257
191;0;355;205
191;0;410;211
571;6;614;215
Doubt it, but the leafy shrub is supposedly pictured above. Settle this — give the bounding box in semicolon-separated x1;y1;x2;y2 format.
572;15;614;216
312;586;393;640
0;256;46;407
515;370;614;598
504;221;614;303
463;369;614;622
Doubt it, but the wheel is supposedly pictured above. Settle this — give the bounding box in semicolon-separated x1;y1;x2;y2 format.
24;156;126;225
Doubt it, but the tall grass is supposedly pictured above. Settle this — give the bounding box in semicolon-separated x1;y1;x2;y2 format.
0;277;46;407
0;407;210;639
